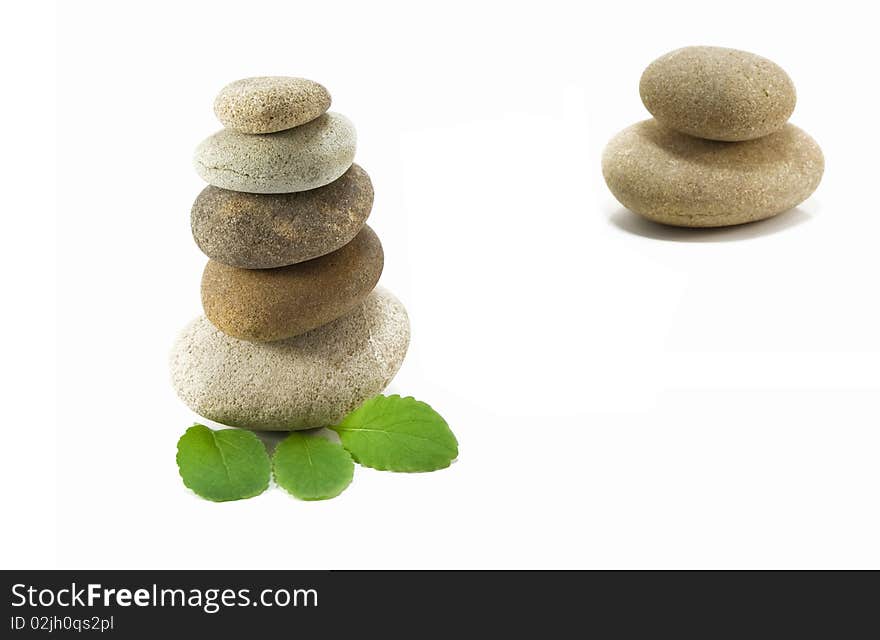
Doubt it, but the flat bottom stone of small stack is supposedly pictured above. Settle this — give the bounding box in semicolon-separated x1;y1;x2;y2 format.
170;288;410;431
602;120;824;227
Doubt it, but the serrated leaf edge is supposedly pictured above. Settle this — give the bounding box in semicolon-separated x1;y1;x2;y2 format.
330;395;459;473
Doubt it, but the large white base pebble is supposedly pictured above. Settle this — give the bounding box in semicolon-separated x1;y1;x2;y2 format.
170;288;409;430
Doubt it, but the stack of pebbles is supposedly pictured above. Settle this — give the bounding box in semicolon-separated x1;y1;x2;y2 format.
171;77;409;431
603;46;824;227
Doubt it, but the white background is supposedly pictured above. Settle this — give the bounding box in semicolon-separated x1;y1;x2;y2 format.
5;0;878;569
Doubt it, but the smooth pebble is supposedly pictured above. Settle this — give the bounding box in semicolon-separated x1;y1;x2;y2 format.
602;119;824;227
639;46;797;141
170;288;410;431
201;226;383;341
214;76;331;134
193;112;356;193
191;164;374;269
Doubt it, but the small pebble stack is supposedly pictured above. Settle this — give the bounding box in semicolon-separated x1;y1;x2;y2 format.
171;77;410;431
603;46;824;227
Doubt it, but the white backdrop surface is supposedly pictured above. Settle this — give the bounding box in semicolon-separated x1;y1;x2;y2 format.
4;0;878;569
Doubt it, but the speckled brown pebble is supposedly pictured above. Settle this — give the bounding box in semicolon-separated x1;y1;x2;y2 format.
170;288;410;431
214;76;331;134
201;226;383;341
602;119;824;227
191;164;374;269
640;46;797;141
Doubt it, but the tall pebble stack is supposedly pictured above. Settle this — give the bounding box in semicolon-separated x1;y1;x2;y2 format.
170;77;410;431
603;46;824;228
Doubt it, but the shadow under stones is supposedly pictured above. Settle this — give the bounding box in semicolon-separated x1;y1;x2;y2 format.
608;206;812;243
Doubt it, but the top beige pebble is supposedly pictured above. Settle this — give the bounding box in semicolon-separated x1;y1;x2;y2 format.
213;76;332;134
639;46;796;141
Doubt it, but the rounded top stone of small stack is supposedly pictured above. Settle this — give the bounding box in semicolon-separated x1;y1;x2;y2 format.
639;46;796;141
214;76;332;134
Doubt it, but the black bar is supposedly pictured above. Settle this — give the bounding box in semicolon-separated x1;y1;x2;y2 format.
1;570;877;636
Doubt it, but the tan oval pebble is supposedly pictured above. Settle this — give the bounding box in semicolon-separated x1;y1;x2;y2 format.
214;76;331;134
191;164;374;269
640;46;797;141
602;120;824;227
170;288;410;431
201;226;383;341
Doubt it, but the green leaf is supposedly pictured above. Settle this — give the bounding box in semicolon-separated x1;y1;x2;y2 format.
330;395;458;472
273;432;354;500
176;424;270;502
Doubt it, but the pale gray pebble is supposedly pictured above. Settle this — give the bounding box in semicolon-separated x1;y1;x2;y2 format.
193;112;356;193
169;288;410;431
